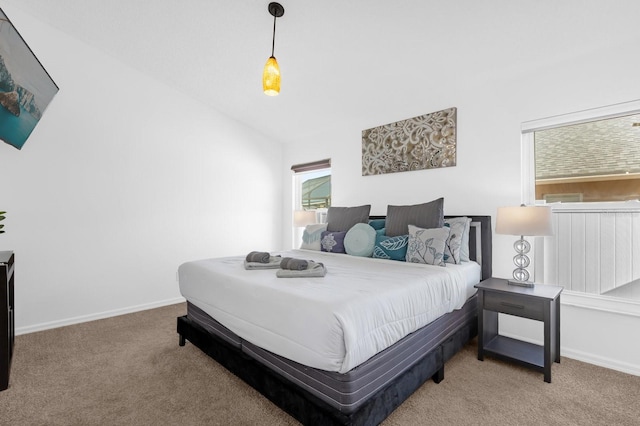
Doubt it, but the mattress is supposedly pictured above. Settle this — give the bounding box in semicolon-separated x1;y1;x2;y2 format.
187;295;477;414
179;249;480;373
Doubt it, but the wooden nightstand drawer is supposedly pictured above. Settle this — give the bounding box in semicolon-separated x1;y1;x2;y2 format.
483;291;544;321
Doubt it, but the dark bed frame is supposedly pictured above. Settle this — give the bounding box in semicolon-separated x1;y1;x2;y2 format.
177;215;492;425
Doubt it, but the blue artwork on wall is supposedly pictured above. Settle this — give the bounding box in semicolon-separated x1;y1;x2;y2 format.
0;8;58;150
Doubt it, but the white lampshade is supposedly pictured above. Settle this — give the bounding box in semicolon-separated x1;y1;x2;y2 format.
496;205;553;237
293;210;316;227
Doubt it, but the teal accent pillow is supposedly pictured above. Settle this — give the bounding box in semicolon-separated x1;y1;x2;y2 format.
406;225;450;267
372;232;408;261
344;223;376;257
368;219;386;231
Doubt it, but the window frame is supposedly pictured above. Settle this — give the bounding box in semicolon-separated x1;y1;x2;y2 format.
290;160;331;248
520;100;640;316
521;99;640;208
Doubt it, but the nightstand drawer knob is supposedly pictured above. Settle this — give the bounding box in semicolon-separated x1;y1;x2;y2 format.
500;301;525;310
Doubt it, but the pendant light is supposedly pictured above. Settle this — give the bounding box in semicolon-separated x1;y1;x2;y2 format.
263;2;285;96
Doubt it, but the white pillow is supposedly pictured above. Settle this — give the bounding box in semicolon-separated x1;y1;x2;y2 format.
459;217;472;262
406;225;450;267
444;217;472;264
300;224;328;250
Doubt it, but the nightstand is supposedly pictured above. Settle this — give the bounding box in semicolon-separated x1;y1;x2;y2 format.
475;277;562;383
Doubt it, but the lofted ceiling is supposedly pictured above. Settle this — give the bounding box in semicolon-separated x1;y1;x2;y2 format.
3;0;639;145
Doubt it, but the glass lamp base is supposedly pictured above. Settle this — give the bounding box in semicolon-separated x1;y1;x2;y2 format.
511;236;534;287
512;266;530;282
507;279;535;288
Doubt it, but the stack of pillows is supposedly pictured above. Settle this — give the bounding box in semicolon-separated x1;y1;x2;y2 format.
299;197;472;267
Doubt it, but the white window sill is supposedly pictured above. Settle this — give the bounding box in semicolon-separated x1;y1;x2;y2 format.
561;290;640;318
544;200;640;213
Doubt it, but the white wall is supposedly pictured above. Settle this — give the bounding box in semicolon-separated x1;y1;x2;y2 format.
0;7;283;333
3;4;638;376
282;17;640;374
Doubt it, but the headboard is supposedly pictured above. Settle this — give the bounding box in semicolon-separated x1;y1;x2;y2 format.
369;215;492;281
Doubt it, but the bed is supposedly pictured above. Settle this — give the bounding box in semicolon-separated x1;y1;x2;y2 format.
177;214;492;425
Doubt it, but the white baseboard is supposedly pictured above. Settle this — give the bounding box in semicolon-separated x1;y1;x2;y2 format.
15;297;186;336
501;331;640;377
561;347;640;377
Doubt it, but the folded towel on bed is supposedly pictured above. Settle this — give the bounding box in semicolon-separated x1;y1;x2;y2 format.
279;257;309;271
276;261;327;278
245;251;271;263
244;256;282;270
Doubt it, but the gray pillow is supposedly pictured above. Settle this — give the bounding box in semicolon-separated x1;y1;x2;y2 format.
385;198;444;237
326;205;371;232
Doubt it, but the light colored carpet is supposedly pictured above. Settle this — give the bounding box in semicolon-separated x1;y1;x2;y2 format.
1;303;638;425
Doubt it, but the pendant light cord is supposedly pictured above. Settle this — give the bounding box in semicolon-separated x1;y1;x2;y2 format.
271;14;277;57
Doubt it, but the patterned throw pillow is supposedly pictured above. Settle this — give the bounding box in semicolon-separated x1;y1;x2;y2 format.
443;217;471;264
321;231;347;253
405;225;450;267
300;224;328;250
372;232;408;261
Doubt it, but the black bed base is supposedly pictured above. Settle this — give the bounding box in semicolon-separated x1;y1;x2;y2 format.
177;315;477;426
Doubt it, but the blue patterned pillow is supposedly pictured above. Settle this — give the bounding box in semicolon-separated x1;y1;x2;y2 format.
406;225;450;266
372;232;408;261
321;231;347;253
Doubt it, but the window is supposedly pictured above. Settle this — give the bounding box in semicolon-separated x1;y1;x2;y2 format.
291;159;331;220
521;100;640;205
534;113;640;203
300;172;331;210
521;100;640;304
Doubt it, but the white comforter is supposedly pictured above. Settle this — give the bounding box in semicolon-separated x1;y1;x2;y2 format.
178;249;479;374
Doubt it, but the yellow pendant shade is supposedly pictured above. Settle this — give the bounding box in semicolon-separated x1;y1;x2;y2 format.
263;56;281;96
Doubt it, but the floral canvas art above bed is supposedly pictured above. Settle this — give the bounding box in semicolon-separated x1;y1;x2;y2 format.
362;107;457;176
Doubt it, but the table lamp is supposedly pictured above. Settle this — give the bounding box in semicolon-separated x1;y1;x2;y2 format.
293;210;317;228
496;205;553;287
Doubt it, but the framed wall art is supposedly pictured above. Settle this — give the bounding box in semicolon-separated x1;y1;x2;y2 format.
362;107;457;176
0;8;58;150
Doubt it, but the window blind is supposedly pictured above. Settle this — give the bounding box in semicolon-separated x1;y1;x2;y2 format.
291;158;331;173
